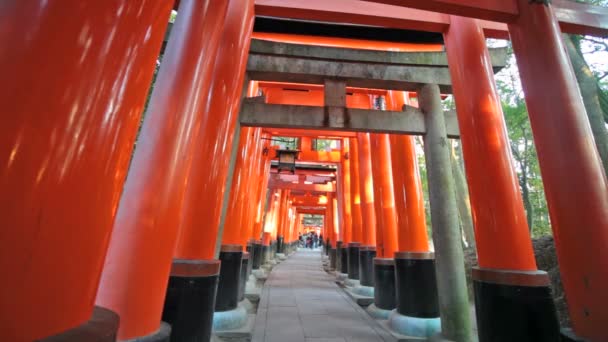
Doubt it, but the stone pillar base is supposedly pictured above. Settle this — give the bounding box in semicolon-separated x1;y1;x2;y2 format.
473;267;560;342
366;303;392;320
40;306;120;342
353;284;374;297
213;305;248;331
336;272;348;282
163;259;220;342
388;309;441;338
344;278;360;288
560;328;589;342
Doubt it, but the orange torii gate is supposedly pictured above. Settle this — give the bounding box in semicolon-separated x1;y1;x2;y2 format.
2;1;608;342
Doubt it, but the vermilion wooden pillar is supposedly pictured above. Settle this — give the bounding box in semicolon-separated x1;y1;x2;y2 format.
341;139;354;245
326;194;334;244
242;128;265;246
386;91;430;253
369;134;399;258
97;1;254;341
446;17;535;272
172;0;255;261
446;16;559;341
509;2;608;340
330;195;340;248
222;127;258;247
0;2;172;340
357;133;377;247
252;135;272;241
349;138;364;243
277;190;291;252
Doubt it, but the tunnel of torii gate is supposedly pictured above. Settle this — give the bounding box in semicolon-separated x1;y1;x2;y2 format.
1;1;608;342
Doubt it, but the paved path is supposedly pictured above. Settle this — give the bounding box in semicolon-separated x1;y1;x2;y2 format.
252;249;397;342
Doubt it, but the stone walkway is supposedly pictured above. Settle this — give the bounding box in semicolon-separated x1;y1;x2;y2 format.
252;249;397;342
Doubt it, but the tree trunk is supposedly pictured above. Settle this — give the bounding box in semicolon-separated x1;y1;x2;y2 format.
450;141;476;248
564;34;608;178
519;173;534;232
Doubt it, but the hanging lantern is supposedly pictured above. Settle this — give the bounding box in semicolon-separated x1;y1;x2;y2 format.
275;148;300;174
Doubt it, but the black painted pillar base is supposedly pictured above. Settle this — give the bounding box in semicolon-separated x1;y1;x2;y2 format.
395;252;440;318
252;241;263;269
277;236;284;254
215;245;243;312
238;252;250;302
163;259;220;342
473;267;560;342
272;240;277;259
347;242;361;280
40;306;120;342
340;244;349;274
373;258;396;311
262;244;271;264
245;243;254;277
335;241;343;273
358;246;376;287
329;248;337;270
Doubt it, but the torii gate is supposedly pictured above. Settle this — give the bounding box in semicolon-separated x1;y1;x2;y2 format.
2;1;608;342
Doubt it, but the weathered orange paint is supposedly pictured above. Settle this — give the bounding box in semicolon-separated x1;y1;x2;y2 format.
386;91;430;252
369;134;399;258
94;1;228;339
173;0;255;260
349;138;364;243
222;127;258;248
445;17;536;271
357;133;377;246
509;2;608;338
0;2;173;340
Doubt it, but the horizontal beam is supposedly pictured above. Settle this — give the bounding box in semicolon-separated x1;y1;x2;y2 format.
247;41;507;93
364;0;517;22
254;0;508;38
250;39;508;69
553;0;608;37
254;0;608;38
262;127;357;138
367;0;608;37
248;54;455;93
240;100;460;138
269;180;335;192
